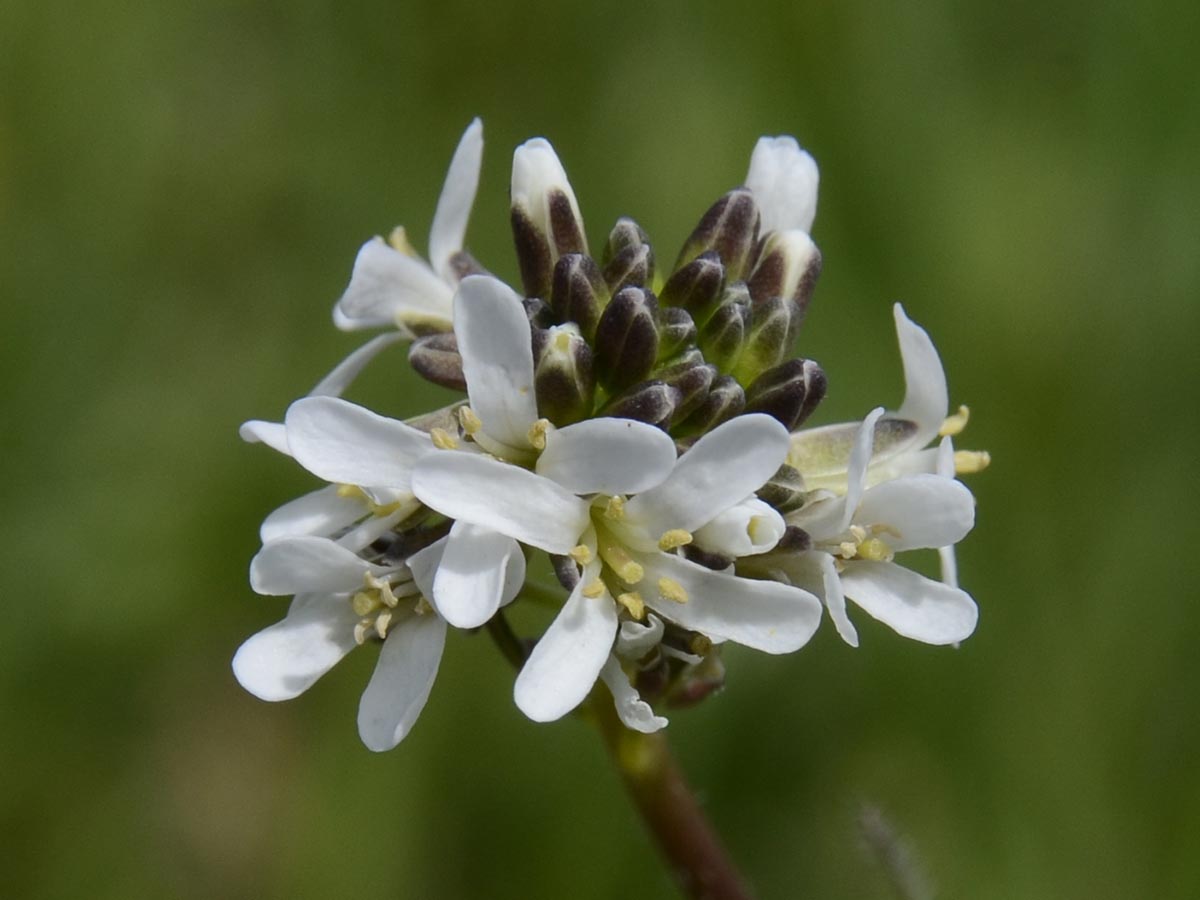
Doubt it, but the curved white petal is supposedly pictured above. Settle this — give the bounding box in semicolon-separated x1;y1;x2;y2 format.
357;613;447;751
626;414;790;536
455;275;539;451
536;418;678;495
693;497;785;558
334;506;410;553
406;536;446;599
249;536;391;595
260;485;366;543
840;407;885;533
816;551;859;647
513;569;618;722
334;237;454;331
412;452;590;554
239;420;290;456
600;656;668;733
894;304;949;448
433;521;521;628
840;560;977;645
639;551;822;654
232;594;360;701
745;135;819;234
616;614;664;659
855;474;975;552
285;396;432;490
309;332;407;397
429;118;483;282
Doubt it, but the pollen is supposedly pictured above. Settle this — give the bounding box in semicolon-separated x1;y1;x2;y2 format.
458;406;483;436
569;544;593;565
527;418;550;451
616;591;646;619
581;579;606;598
954;449;991;474
599;535;644;584
657;529;693;551
857;537;894;562
604;496;626;521
430;427;459;450
657;577;688;604
939;405;971;437
386;226;419;257
352;591;380;617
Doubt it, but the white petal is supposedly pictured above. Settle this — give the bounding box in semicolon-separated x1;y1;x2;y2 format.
412;452;590;554
428;118;483;283
432;521;522;628
816;551;859;647
285;396;432;489
616;614;664;659
455;275;539;451
308;332;407;397
840;408;885;533
239;419;290;456
513;571;618;722
249;536;391;595
536;418;677;495
232;595;360;701
406;536;446;599
840;560;977;645
693;497;785;558
855;474;975;552
639;551;822;654
744;135;819;234
894;304;949;448
511;137;586;248
259;485;366;543
357;613;447;751
334;506;410;553
334;237;453;331
935;435;955;479
600;656;668;733
626;414;790;536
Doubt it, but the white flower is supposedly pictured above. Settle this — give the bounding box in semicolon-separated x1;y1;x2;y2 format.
761;407;978;647
744;134;820;236
333;118;484;335
232;533;523;751
787;303;988;494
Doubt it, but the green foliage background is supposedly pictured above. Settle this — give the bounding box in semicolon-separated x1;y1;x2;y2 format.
2;1;1197;897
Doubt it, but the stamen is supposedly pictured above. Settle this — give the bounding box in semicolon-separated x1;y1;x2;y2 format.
838;541;858;560
616;591;646;619
954;450;991;474
598;533;644;584
689;633;712;655
458;406;482;436
569;544;593;565
604;496;626;521
657;577;688;604
386;226;419;256
351;591;379;617
857;537;894;562
581;579;606;598
353;620;371;645
939;405;970;437
374;610;393;639
430;427;459;450
337;484;369;501
657;529;693;551
414;596;434;616
527;418;551;451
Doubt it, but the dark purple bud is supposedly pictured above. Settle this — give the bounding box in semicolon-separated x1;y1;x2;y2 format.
408;333;466;391
549;253;609;339
744;358;827;430
593;286;660;392
674;188;761;281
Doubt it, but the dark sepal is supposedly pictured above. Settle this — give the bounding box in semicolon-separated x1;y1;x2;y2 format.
408;333;466;391
593;286;660;392
743;357;827;430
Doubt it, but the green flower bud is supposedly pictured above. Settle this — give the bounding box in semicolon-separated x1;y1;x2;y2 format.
674;188;761;282
658;252;725;326
744;358;827;430
593;286;660;392
656;306;697;361
599;379;679;429
533;324;595;426
676;374;745;435
408;333;466;391
549;253;609;340
698;282;751;373
731;295;794;385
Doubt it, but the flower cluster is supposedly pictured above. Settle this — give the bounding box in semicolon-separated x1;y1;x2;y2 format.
233;120;989;750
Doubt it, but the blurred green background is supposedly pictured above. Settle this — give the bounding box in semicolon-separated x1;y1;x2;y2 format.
3;0;1198;897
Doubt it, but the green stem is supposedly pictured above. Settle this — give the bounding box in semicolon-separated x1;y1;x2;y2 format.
590;696;754;900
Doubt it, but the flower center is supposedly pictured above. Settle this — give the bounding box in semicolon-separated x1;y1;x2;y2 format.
828;523;899;565
349;571;429;644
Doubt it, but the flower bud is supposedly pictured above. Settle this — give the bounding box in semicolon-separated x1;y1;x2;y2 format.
445;250;490;283
549;253;609;340
658;251;725;326
744;358;827;430
510;138;587;299
655;349;717;425
731;295;794;385
408;333;466;391
674;188;761;282
656;306;697;361
593;286;660;392
744;135;819;235
665;651;726;709
522;296;556;330
603;243;653;294
533;324;595;426
746;230;822;327
676;374;746;437
599;379;679;429
697;282;751;373
755;464;808;515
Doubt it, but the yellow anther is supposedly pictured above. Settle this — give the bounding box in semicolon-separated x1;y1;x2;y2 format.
353;620;372;645
616;592;646;620
414;596;434;616
430;427;459;450
598;534;644;584
527;418;551;451
857;537;895;562
689;633;713;655
374;610;393;639
838;541;859;560
367;497;409;517
954;450;991;474
458;406;483;436
939;405;971;437
604;496;627;521
657;577;689;604
552;330;573;352
581;579;606;599
657;529;693;551
386;226;419;256
352;591;380;617
569;544;594;565
849;524;868;543
337;484;369;501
